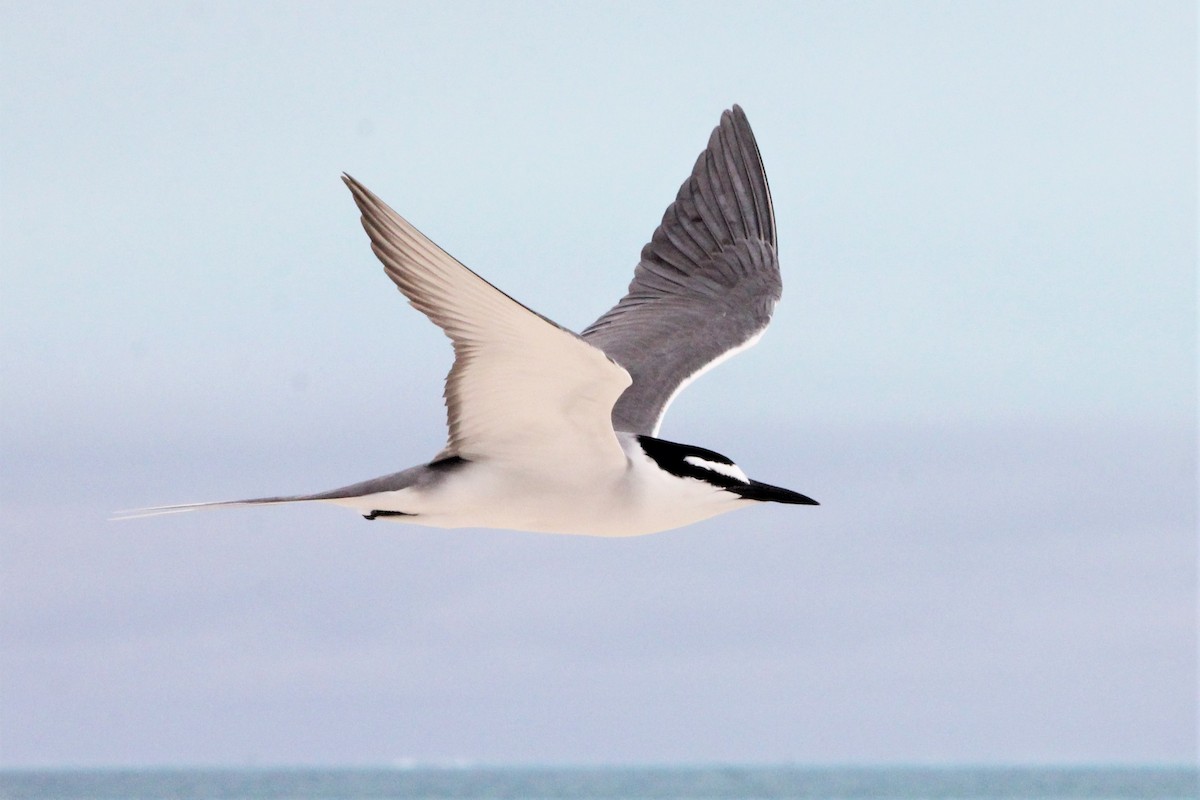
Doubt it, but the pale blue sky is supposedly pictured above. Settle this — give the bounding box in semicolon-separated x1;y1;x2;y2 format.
1;1;1195;766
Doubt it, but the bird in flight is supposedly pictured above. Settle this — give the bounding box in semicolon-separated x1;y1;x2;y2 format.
120;106;817;536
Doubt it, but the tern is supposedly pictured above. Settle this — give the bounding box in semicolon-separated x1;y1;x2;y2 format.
120;106;817;536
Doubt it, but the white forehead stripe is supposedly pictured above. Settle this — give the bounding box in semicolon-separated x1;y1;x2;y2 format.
684;456;749;484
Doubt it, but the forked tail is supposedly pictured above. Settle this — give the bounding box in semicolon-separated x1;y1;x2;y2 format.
110;496;316;521
111;465;430;521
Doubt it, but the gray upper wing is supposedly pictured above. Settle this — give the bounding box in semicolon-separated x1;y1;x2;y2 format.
581;105;781;435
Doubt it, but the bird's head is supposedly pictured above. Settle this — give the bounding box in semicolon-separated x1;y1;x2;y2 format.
636;435;818;506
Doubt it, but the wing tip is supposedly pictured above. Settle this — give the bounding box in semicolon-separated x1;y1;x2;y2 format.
342;172;373;207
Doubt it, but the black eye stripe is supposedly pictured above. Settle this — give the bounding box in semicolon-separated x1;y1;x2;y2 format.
636;435;745;489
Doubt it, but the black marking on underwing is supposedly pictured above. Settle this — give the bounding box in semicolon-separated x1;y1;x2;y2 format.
427;455;467;471
363;510;416;520
635;434;745;490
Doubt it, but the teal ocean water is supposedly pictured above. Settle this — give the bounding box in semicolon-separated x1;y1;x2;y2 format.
1;767;1196;800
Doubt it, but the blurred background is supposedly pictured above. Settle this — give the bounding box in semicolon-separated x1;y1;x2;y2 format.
1;1;1195;766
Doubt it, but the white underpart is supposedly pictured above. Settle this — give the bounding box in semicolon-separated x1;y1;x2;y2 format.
683;456;749;483
650;327;767;435
321;432;752;537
